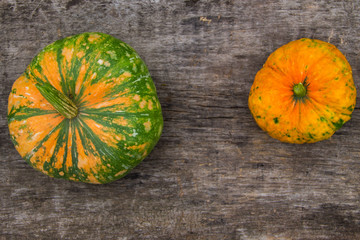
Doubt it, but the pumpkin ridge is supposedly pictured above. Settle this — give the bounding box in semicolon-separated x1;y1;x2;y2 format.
58;43;85;99
68;52;84;99
265;64;288;79
57;34;110;100
81;53;113;87
80;113;130;136
80;108;161;117
74;59;128;105
76;117;132;168
73;35;135;103
267;39;342;87
55;42;71;96
299;41;351;87
69;120;81;179
30;67;51;88
73;117;133;183
303;97;338;132
8;106;57;123
296;100;302;136
76;34;111;95
47;119;69;172
25;119;65;165
298;48;331;75
60;120;71;175
26;66;46;85
104;74;152;99
309;95;352;123
294;98;334;142
263;65;299;91
72;118;105;183
307;82;354;114
67;34;102;97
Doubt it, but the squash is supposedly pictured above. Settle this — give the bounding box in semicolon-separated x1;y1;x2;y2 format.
248;38;356;144
8;32;163;183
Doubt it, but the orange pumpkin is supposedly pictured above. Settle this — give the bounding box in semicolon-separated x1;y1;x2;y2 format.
248;38;356;144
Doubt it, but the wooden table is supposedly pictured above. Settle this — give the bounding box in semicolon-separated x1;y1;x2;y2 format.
1;1;359;239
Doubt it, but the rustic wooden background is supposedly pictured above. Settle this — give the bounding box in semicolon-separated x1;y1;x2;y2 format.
1;1;360;239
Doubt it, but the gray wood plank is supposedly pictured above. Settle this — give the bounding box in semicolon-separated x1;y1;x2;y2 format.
1;0;360;239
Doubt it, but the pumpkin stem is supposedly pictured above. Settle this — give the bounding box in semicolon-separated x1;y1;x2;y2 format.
35;82;78;119
293;82;307;98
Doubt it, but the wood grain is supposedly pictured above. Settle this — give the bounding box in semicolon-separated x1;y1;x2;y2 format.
1;0;360;239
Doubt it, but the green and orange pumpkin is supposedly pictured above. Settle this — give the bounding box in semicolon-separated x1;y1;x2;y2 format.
249;38;356;144
8;32;163;183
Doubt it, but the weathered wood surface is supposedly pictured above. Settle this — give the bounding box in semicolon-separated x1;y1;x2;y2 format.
1;1;360;239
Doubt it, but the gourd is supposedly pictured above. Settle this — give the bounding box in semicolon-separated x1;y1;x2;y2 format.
8;32;163;183
248;38;356;144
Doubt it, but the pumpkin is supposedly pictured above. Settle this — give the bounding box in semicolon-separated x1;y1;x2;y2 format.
8;32;163;183
248;38;356;144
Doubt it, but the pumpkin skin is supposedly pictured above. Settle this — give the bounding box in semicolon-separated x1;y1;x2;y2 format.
8;32;163;183
248;38;356;144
